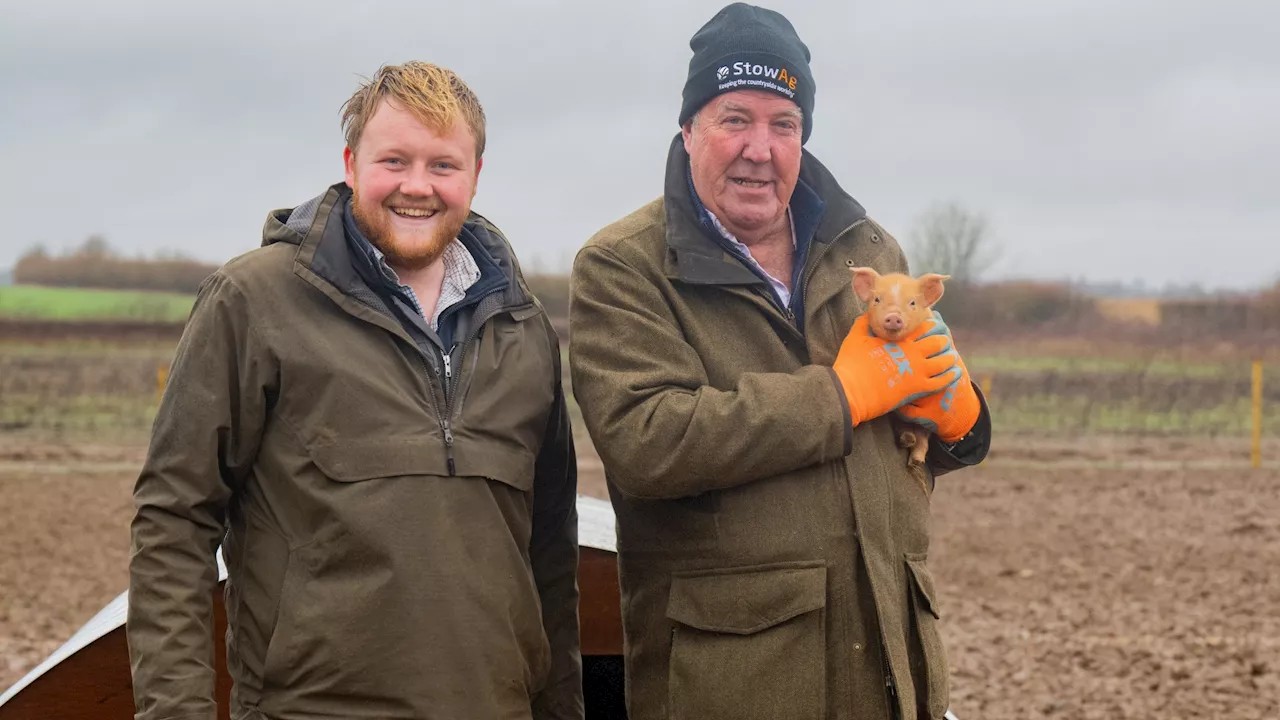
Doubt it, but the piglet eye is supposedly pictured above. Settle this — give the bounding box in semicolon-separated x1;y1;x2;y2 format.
910;300;917;308
873;297;881;304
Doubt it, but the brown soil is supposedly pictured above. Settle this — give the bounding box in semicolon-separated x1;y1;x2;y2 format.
2;435;1277;718
0;441;144;684
0;319;185;342
931;461;1280;718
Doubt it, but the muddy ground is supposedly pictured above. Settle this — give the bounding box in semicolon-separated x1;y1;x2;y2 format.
1;433;1276;718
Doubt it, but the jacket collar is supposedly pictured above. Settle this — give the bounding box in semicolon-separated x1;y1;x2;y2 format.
269;182;533;310
662;133;868;285
339;194;506;310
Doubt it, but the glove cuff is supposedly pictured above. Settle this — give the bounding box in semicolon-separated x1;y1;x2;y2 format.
936;381;980;442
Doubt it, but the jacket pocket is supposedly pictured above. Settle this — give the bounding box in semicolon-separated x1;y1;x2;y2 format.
904;553;949;719
665;562;827;720
451;302;548;418
259;544;303;689
507;303;545;323
310;440;449;481
310;439;534;492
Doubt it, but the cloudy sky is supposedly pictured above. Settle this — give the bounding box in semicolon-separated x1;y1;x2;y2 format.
1;0;1275;290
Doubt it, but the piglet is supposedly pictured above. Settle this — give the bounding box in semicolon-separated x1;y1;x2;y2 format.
849;267;951;492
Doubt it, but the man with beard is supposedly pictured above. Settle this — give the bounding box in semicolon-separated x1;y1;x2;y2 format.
568;4;990;720
127;61;582;720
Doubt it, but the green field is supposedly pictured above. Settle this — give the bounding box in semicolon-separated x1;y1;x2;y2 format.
0;332;1274;443
0;285;194;323
967;353;1232;379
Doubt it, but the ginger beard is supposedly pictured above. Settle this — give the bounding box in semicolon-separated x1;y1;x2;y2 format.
349;183;467;271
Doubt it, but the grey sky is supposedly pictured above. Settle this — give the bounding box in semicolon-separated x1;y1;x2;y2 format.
1;0;1276;290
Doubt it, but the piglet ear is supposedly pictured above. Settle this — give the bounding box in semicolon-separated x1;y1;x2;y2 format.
918;273;950;306
850;267;879;304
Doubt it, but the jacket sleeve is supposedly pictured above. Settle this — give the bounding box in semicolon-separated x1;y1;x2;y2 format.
925;380;992;477
127;272;275;720
568;244;851;501
529;324;584;720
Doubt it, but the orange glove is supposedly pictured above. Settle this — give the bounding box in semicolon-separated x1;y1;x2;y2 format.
833;312;962;428
895;317;980;442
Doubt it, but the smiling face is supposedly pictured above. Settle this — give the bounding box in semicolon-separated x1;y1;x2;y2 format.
682;89;803;243
343;97;482;271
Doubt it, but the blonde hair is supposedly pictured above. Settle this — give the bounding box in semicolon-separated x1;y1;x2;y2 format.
340;61;486;159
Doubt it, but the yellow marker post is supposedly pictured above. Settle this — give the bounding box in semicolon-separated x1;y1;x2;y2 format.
157;363;169;404
1252;360;1263;469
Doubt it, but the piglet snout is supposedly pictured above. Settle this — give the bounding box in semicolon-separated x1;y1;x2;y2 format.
880;313;905;333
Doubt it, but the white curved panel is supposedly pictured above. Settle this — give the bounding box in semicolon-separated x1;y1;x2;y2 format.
2;496;618;707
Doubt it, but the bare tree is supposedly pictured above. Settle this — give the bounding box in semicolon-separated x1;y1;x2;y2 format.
907;201;1001;283
78;234;113;257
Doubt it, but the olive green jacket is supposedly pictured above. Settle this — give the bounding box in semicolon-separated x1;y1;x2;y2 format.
569;136;990;720
128;183;582;720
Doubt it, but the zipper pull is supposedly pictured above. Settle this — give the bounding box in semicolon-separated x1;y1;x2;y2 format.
443;343;458;381
443;418;456;476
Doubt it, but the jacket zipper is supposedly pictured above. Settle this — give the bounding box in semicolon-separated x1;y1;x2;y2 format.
883;654;899;713
440;345;457;475
442;343;458;402
435;300;530;473
407;350;455;476
345;288;458;474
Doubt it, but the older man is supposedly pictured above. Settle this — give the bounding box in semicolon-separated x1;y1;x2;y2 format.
568;4;991;719
127;62;581;720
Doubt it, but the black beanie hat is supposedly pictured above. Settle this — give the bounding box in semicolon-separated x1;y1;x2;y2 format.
679;3;815;143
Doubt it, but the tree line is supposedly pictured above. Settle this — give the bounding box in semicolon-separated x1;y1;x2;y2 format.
14;236;218;294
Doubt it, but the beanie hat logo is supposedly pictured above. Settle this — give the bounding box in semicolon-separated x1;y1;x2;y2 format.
714;60;799;99
679;3;816;143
